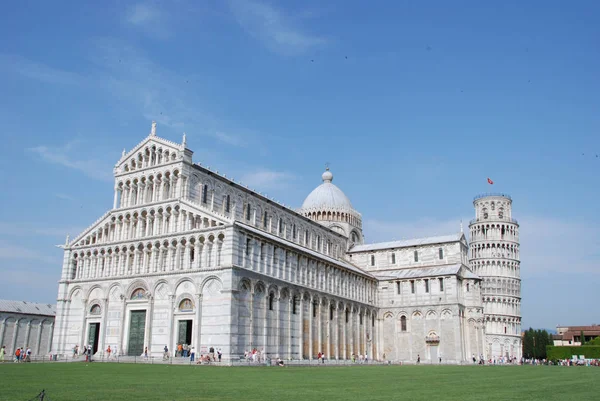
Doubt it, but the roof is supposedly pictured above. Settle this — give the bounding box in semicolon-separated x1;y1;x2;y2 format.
0;299;56;317
236;222;376;280
373;264;480;280
300;169;354;212
349;233;463;253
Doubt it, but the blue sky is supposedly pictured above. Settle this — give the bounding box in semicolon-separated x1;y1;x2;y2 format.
0;0;598;330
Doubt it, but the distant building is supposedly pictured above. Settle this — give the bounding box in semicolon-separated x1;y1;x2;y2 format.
553;325;600;346
0;300;56;358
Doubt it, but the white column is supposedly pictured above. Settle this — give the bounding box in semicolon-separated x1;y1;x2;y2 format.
298;296;303;359
35;321;43;355
288;296;293;359
308;296;313;359
275;295;281;357
184;243;191;270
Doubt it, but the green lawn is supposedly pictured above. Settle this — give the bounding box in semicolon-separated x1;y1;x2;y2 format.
0;363;598;401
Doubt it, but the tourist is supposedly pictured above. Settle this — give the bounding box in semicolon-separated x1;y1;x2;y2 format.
183;343;188;358
15;348;21;363
73;345;79;359
209;346;215;361
0;345;5;362
417;354;420;364
144;346;149;360
217;349;222;362
106;345;112;360
365;353;368;364
163;345;169;360
26;347;32;362
190;347;195;362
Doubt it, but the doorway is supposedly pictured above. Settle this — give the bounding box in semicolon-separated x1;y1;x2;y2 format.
430;345;438;362
178;320;193;346
128;310;147;356
87;323;100;354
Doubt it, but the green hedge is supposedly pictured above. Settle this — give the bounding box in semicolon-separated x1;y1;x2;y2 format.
546;346;600;360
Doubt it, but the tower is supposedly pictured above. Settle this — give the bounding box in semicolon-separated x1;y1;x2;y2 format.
468;194;522;361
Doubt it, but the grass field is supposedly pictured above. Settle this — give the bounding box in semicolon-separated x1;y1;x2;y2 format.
0;363;598;401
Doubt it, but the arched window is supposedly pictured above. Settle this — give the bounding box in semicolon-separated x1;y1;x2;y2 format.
292;224;297;240
202;184;208;204
370;255;375;266
268;293;274;311
278;218;283;235
292;296;298;315
439;248;443;260
391;253;396;264
90;304;101;315
414;250;419;262
401;315;407;332
246;204;252;221
179;298;193;311
439;278;444;292
263;211;268;229
396;281;401;294
131;288;147;300
225;195;230;213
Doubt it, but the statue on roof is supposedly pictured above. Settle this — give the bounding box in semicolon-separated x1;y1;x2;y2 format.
182;132;187;147
151;121;157;136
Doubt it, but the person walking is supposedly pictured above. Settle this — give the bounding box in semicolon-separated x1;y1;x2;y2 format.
106;345;112;360
217;349;222;362
163;345;169;360
417;354;420;364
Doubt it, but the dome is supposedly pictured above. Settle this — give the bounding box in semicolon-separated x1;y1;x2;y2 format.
301;168;354;211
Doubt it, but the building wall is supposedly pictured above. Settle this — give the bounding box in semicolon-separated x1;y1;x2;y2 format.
0;313;55;357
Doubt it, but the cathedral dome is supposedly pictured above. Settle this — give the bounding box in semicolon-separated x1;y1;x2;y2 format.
301;168;354;211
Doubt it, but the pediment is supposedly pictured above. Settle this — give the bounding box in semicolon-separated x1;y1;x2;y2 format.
115;135;186;174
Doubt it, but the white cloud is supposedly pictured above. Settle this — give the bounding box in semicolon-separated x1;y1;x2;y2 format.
214;131;246;147
55;193;75;201
228;0;328;55
27;141;113;182
125;2;170;39
240;170;294;191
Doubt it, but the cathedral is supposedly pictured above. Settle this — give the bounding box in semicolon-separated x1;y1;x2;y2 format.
51;123;522;363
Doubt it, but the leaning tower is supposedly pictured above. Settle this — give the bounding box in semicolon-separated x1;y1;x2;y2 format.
468;194;522;361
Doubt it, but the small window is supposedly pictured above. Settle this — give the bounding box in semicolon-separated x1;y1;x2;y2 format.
396;281;401;295
313;302;317;318
504;326;507;334
370;255;375;266
292;297;297;315
245;238;251;256
225;195;230;213
263;212;268;229
410;280;415;294
330;306;334;320
391;253;396;264
278;218;283;235
401;315;407;332
360;314;363;325
305;231;309;245
345;309;349;323
425;279;429;293
439;278;444;292
414;250;418;262
179;299;193;311
202;184;208;204
260;243;265;261
372;315;375;327
246;204;251;220
466;282;470;292
292;224;297;240
269;293;274;311
439;248;443;260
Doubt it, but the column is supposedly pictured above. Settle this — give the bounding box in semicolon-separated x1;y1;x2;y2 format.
118;295;126;355
35;321;43;355
275;295;281;357
113;188;119;209
80;299;88;351
99;298;109;356
288;297;293;359
167;295;175;353
342;308;347;359
23;321;32;350
326;301;331;360
317;300;322;357
249;291;254;350
11;319;19;356
308;296;313;359
195;294;203;353
184;242;191;270
298;296;303;359
145;296;154;354
0;319;6;351
334;305;339;360
263;294;268;356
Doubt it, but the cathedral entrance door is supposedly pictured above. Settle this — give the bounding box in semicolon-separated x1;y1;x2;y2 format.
87;323;100;354
430;345;438;362
178;320;193;345
128;310;147;356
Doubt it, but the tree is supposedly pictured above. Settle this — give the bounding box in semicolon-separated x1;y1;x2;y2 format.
522;328;551;359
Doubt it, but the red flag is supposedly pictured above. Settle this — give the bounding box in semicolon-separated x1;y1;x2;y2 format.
487;178;494;185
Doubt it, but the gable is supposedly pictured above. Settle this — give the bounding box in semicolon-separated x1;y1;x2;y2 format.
115;135;187;175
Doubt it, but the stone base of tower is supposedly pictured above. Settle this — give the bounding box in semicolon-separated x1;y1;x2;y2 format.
484;334;522;361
